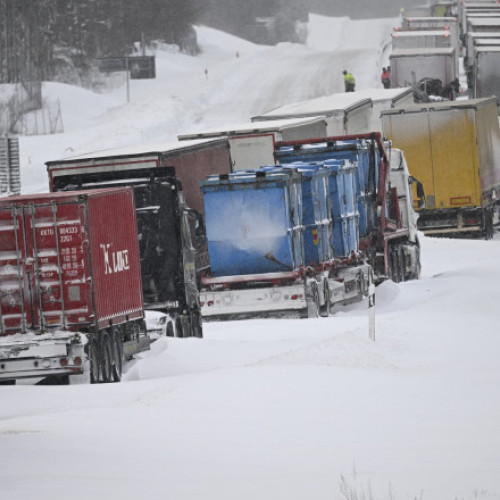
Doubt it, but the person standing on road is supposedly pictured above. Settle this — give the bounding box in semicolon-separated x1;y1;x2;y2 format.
343;70;355;92
381;67;391;88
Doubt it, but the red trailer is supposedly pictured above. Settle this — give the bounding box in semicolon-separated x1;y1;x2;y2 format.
0;187;150;385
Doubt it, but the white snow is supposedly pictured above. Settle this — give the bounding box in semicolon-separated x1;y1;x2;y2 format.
1;13;500;500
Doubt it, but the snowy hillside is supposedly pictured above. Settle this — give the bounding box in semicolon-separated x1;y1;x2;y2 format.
2;14;500;500
19;14;397;194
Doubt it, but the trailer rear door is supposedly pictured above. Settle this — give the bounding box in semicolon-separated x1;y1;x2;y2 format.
0;200;89;335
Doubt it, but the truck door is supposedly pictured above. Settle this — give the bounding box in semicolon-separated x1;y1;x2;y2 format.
0;202;87;335
0;206;29;334
429;109;479;208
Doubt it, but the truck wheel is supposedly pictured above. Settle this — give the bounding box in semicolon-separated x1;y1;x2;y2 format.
175;317;184;338
111;328;123;383
484;209;494;240
319;283;331;317
99;333;113;383
166;322;174;337
89;337;100;384
190;311;203;338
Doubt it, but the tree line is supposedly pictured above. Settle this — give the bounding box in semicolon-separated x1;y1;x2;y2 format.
0;0;199;84
0;0;307;86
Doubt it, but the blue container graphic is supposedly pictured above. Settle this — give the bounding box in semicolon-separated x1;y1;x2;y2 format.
280;163;333;266
275;140;379;238
200;168;304;276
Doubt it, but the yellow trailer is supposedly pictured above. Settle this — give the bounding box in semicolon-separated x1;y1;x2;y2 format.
381;97;500;237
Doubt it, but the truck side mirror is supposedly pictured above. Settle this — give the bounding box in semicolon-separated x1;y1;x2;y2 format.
416;182;425;209
409;176;426;209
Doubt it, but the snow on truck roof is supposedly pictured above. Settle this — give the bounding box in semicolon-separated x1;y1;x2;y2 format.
251;94;372;121
336;88;414;104
45;137;228;165
177;116;327;140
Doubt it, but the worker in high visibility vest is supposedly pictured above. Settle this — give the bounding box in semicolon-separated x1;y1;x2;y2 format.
343;70;355;92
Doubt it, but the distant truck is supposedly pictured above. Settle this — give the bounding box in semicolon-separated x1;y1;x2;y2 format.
389;47;458;90
392;29;453;51
199;133;419;320
399;16;460;53
381;97;500;238
46;141;213;338
0;188;150;385
470;47;500;105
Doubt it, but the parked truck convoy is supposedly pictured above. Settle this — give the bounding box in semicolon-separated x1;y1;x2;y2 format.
199;133;422;320
381;97;500;237
0;188;150;385
44;139;237;339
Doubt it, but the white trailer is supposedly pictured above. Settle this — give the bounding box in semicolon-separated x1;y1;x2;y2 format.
390;47;457;88
251;94;373;137
472;47;500;106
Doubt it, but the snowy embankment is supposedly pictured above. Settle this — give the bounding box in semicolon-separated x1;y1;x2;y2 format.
2;13;499;500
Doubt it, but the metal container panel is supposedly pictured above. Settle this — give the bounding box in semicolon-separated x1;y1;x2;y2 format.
0;188;143;335
85;188;144;328
275;141;377;238
200;169;303;276
281;164;333;266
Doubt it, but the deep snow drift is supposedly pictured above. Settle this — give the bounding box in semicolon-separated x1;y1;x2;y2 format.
1;14;499;500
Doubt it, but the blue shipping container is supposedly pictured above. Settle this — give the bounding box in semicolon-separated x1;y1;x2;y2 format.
283;160;359;258
275;140;379;238
200;169;304;276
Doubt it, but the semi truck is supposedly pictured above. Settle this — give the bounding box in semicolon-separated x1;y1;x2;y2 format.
199;163;372;320
199;133;418;320
0;187;150;385
273;134;423;283
46;142;210;338
389;47;458;90
381;97;500;238
471;46;500;105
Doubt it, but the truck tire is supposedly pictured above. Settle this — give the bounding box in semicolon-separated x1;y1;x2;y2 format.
111;328;123;383
175;318;183;337
484;208;494;240
89;337;100;384
166;322;174;337
99;332;113;383
190;311;203;338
